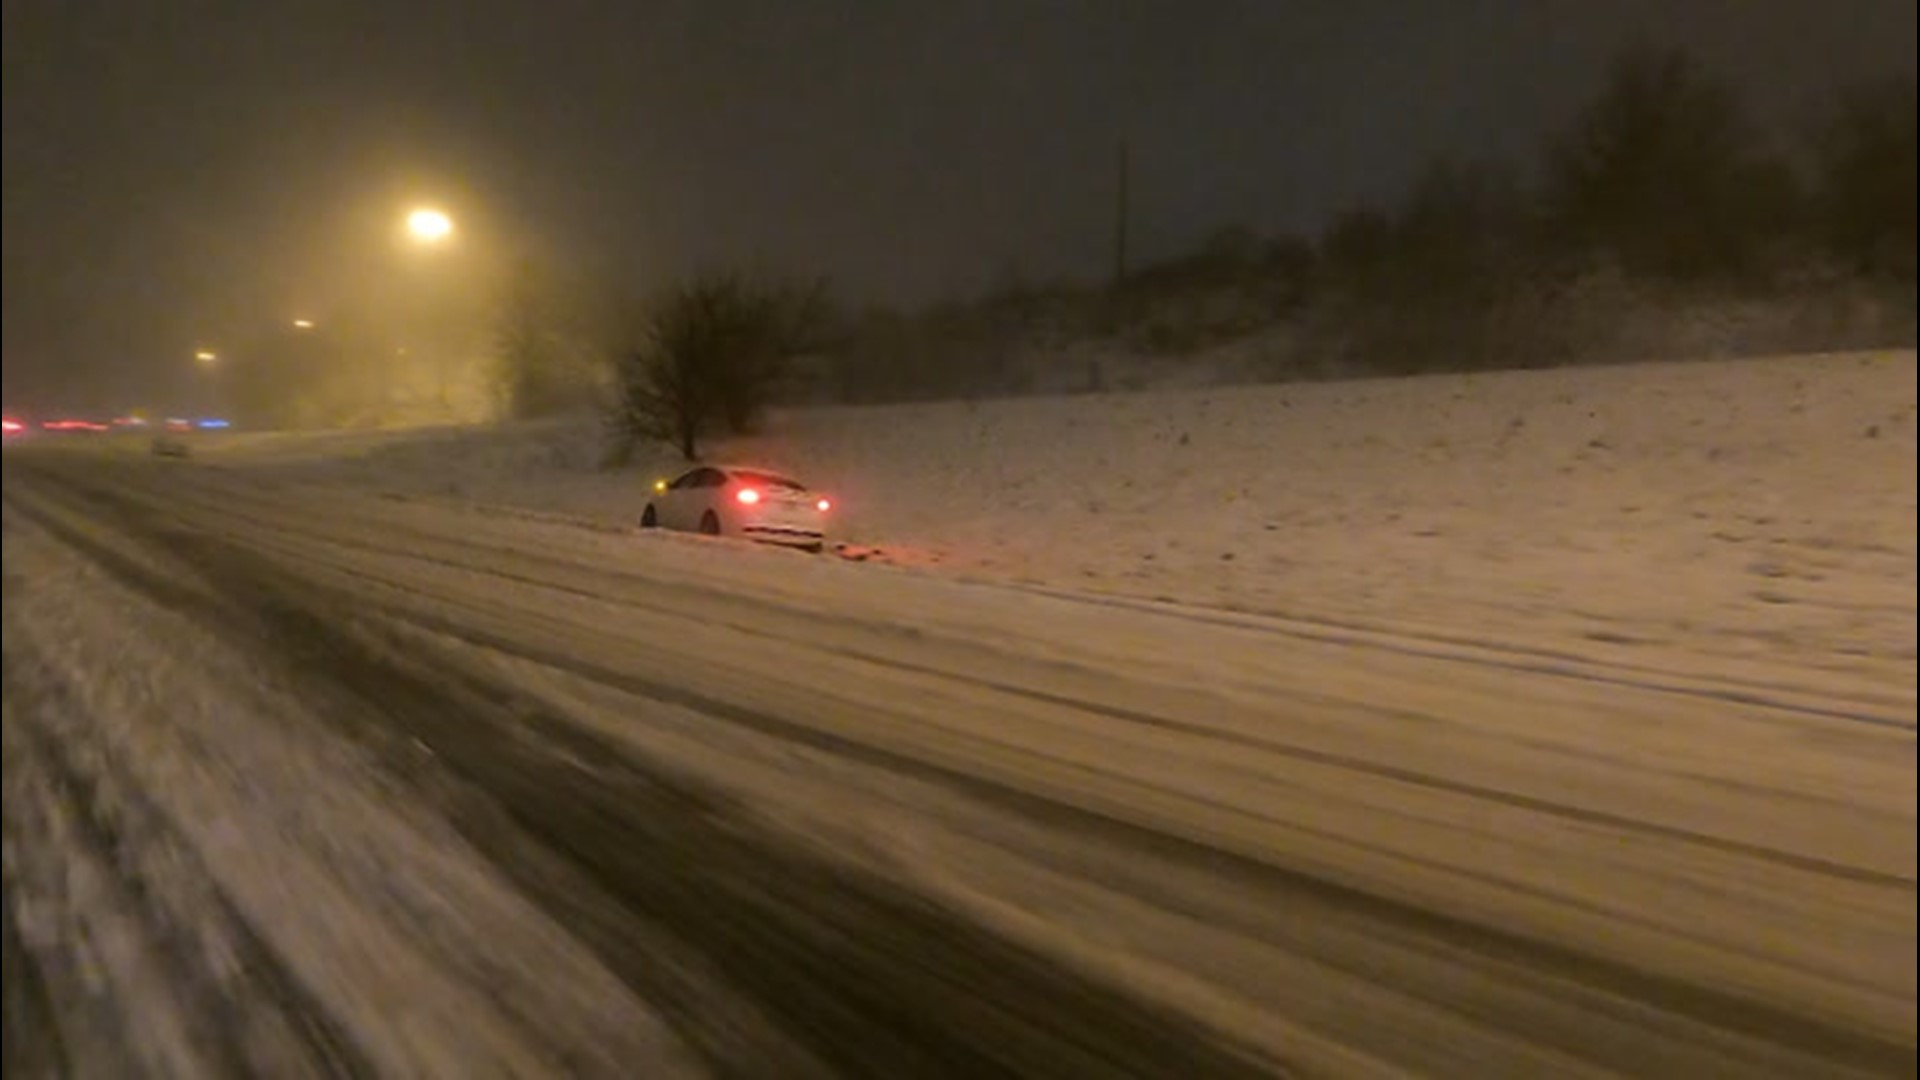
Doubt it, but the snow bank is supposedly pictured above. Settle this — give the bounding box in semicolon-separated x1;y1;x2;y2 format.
210;351;1918;700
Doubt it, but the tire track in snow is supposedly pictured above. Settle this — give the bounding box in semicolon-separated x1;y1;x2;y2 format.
3;490;712;1079
6;463;1284;1076
88;461;1912;892
1;649;377;1080
2;878;68;1080
133;457;1920;732
13;456;1916;1078
344;584;1916;1077
1001;582;1917;731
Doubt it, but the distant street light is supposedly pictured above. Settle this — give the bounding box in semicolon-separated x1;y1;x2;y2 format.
194;349;218;364
292;318;316;330
406;207;454;244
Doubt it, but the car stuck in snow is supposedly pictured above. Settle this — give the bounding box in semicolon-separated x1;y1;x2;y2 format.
642;465;831;552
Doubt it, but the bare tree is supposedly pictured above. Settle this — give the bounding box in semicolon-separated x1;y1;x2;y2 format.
609;273;827;462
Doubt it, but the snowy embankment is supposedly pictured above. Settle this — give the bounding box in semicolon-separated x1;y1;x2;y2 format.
209;351;1917;705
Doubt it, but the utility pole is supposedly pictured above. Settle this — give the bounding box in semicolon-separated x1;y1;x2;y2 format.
1113;139;1130;289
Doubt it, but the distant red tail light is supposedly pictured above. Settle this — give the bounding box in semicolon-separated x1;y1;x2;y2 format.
736;488;761;505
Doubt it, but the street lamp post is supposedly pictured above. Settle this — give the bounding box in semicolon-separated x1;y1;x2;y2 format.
397;206;466;415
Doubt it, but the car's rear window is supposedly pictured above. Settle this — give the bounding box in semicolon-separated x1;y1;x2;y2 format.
731;471;806;491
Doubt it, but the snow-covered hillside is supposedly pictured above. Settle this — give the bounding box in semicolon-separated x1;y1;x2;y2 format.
207;351;1917;704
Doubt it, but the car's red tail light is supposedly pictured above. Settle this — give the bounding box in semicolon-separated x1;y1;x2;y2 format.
817;498;831;512
736;488;761;505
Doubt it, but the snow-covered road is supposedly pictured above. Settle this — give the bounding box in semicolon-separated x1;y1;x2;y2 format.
3;452;1914;1078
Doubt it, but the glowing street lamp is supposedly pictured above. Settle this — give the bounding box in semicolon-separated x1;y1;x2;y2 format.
194;349;218;364
292;318;316;330
405;207;454;244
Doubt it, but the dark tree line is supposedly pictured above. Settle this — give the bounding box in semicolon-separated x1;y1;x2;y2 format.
1335;45;1915;293
1303;47;1915;375
849;44;1916;391
491;43;1914;449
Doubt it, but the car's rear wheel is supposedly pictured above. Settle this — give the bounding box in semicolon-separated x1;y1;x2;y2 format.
698;510;721;536
640;504;658;528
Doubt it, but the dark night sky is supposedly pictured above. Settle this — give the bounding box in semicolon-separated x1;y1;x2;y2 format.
3;0;1914;410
